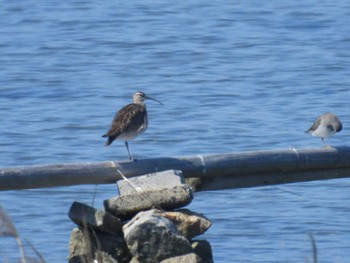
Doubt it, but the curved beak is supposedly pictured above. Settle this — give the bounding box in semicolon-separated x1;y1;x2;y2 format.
146;95;163;106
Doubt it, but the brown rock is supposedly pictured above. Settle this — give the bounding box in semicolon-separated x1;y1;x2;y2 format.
159;209;212;240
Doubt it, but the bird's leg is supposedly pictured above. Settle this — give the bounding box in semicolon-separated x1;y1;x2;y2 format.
125;141;133;160
321;138;331;148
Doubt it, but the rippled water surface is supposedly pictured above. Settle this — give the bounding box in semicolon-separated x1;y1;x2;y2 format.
1;1;350;262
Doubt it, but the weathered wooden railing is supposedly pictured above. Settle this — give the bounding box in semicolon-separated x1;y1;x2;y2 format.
1;146;350;191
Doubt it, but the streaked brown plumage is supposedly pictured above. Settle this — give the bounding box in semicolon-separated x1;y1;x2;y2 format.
102;91;162;160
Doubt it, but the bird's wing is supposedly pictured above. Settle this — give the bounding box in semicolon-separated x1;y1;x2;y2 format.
306;116;322;132
105;104;145;137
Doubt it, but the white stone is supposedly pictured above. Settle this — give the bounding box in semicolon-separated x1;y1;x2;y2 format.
117;170;184;195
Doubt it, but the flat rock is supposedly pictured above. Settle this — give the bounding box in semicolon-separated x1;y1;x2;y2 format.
68;201;123;236
158;209;212;240
117;170;185;195
104;185;193;219
123;209;193;262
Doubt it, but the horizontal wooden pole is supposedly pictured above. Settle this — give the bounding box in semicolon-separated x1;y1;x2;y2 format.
1;146;350;191
197;168;350;191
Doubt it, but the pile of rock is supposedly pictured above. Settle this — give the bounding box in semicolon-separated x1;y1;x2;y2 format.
68;170;213;263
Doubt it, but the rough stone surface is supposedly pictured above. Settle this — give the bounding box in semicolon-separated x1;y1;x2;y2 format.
160;253;202;263
104;185;193;219
192;240;214;263
68;201;123;236
68;227;131;263
129;257;141;263
117;170;185;195
159;209;212;240
96;230;131;262
94;251;119;263
69;251;119;263
123;209;194;262
68;228;91;261
69;253;119;263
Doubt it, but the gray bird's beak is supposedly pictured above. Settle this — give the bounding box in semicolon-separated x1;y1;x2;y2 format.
146;96;163;106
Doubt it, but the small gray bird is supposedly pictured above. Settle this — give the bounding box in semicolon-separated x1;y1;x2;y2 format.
305;113;342;144
103;91;162;160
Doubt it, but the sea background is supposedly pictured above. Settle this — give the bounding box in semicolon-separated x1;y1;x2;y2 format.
1;1;350;262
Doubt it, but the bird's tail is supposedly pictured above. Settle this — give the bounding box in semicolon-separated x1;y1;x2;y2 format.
102;134;116;146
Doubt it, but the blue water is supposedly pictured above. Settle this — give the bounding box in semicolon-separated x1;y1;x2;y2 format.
1;1;350;262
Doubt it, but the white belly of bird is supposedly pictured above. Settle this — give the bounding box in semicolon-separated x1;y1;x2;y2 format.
119;124;147;140
311;125;335;138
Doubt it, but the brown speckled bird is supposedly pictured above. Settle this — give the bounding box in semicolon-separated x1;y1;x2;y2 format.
102;91;162;160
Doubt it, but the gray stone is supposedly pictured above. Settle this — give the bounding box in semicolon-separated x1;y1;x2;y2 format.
68;255;91;263
94;251;119;263
123;209;194;262
68;227;131;263
160;253;202;263
104;185;193;219
129;257;141;263
68;228;92;262
95;230;131;262
192;240;213;263
158;209;212;240
117;170;185;195
69;251;119;263
68;201;123;236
